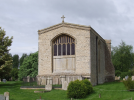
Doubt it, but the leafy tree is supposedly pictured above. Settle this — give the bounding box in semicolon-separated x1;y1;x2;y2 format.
111;41;134;72
12;54;19;68
18;51;38;80
19;53;27;66
11;68;19;81
0;27;13;79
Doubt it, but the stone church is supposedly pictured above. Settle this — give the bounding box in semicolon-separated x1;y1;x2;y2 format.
37;17;115;86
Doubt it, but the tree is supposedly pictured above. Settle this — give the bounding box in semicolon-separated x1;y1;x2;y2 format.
18;51;38;80
0;27;13;79
19;53;27;66
11;68;19;81
111;41;134;72
12;54;19;68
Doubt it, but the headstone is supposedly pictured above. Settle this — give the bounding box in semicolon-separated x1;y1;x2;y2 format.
123;78;126;81
125;75;129;80
0;94;5;100
45;77;52;90
118;76;120;80
45;84;52;91
27;76;30;82
0;78;1;82
115;76;118;80
37;77;42;85
62;81;68;90
41;78;46;85
46;77;52;85
3;79;6;83
132;76;134;81
4;92;9;100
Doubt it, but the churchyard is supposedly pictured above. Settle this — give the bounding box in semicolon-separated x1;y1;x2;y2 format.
1;80;134;100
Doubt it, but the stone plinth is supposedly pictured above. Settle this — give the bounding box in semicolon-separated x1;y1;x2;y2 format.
4;92;9;100
0;94;5;100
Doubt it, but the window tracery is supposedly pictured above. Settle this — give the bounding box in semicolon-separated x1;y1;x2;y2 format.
53;35;75;56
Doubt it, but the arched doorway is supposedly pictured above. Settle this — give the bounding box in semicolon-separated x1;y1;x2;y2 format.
52;34;75;73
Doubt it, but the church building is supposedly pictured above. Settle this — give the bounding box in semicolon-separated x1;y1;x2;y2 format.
37;16;115;86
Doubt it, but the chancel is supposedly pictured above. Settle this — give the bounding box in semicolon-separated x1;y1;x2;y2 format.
37;16;115;86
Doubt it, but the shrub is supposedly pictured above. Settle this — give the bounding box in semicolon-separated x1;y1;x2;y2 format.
67;79;87;99
123;77;134;90
120;72;128;79
115;70;121;76
82;79;93;94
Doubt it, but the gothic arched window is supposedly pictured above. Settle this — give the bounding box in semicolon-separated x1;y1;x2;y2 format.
53;35;75;56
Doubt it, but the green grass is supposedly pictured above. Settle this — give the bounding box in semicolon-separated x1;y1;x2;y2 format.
0;81;134;100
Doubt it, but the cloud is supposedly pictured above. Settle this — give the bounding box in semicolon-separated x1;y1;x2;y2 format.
0;0;134;57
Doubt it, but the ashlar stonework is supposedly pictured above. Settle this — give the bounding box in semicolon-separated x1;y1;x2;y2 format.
37;21;115;86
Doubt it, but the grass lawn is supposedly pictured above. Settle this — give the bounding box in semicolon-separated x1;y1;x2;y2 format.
0;81;134;100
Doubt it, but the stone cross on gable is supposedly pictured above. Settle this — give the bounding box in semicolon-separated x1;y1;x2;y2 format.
61;15;65;23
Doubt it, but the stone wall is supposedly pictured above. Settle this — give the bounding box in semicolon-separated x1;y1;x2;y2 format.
38;23;91;76
105;44;115;82
36;75;84;85
37;22;115;86
90;30;97;86
105;39;111;53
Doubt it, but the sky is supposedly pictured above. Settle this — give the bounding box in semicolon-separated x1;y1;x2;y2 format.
0;0;134;58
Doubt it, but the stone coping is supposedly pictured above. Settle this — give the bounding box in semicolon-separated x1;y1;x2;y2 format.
38;22;90;33
37;73;90;77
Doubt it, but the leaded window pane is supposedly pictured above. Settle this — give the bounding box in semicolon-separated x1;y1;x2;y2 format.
54;44;57;56
71;43;75;55
63;44;66;55
58;44;61;56
53;35;75;56
67;43;70;55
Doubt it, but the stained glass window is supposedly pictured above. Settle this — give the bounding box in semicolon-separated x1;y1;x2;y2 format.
53;35;75;56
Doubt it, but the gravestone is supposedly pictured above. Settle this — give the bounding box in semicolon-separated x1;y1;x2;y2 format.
27;76;30;82
41;78;46;85
63;81;68;90
37;77;42;85
45;84;52;91
4;92;9;100
0;78;1;82
45;77;52;90
60;75;66;90
0;94;5;100
3;79;6;83
118;76;120;80
46;77;52;85
115;76;118;80
125;75;129;80
132;76;134;81
123;78;126;81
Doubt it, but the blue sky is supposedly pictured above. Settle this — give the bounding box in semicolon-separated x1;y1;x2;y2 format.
0;0;134;58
